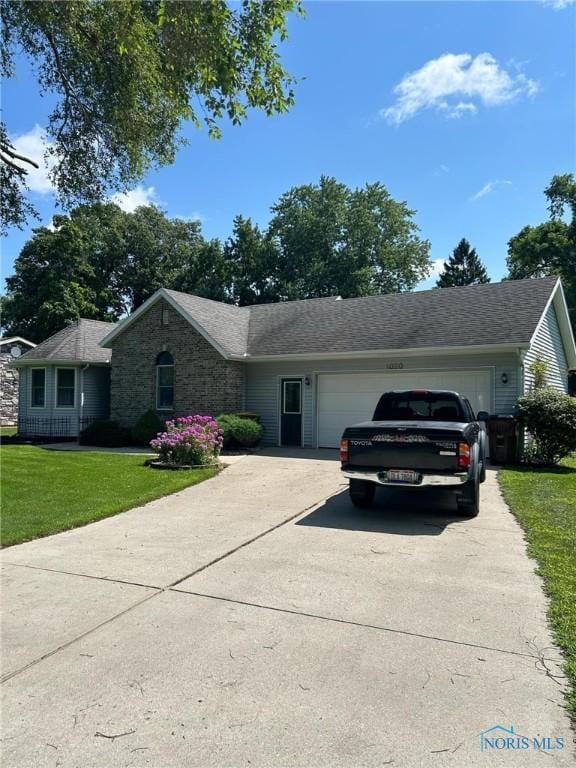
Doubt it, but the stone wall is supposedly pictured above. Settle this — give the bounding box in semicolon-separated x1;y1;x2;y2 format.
0;353;19;425
110;299;245;427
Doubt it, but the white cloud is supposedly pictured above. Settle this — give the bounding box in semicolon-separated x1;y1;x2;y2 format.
470;179;512;201
427;258;446;279
110;184;157;212
382;53;538;125
543;0;575;9
10;125;55;195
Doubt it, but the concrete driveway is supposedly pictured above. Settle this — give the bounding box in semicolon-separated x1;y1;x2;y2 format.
1;449;573;767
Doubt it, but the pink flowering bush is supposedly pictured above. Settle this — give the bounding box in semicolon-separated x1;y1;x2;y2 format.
150;415;224;466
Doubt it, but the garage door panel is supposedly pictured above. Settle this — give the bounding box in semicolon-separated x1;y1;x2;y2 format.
317;370;491;448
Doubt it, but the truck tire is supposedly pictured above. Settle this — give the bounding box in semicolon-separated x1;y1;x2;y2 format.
457;475;480;517
349;479;375;508
479;458;486;484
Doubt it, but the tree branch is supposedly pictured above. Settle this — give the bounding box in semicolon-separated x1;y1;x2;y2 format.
43;29;92;119
0;143;39;168
0;151;31;176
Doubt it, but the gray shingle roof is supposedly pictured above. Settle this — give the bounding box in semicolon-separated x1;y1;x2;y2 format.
102;276;561;360
163;289;250;357
243;277;559;356
16;319;117;364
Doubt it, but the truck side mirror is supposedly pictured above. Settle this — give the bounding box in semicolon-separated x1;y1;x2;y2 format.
477;411;489;422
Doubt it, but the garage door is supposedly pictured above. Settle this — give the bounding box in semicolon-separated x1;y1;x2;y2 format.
317;370;492;448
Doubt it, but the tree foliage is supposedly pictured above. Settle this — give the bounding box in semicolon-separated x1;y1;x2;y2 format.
436;238;490;288
0;203;226;341
507;173;576;334
0;0;302;232
1;177;431;341
268;176;430;299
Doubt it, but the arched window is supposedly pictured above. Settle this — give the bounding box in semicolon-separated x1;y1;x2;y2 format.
156;351;174;410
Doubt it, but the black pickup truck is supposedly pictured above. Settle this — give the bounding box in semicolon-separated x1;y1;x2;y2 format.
340;390;488;517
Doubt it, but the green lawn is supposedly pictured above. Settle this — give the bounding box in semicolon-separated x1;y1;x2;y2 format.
0;426;17;437
500;456;576;719
1;445;219;547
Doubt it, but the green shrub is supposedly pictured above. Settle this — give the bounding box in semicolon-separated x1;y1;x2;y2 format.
516;387;576;465
80;420;131;447
131;410;166;446
234;411;261;423
216;414;264;449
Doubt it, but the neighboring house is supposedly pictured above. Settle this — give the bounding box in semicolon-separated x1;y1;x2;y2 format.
12;277;576;444
12;320;115;437
0;336;36;426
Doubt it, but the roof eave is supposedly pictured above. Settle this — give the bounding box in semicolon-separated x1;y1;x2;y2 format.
528;278;576;370
11;358;111;367
237;342;529;363
0;336;36;347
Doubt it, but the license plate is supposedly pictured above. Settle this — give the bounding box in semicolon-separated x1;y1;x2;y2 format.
386;469;420;484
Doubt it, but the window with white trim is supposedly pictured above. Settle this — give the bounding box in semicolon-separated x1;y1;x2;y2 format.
56;368;76;408
156;352;174;410
31;368;46;408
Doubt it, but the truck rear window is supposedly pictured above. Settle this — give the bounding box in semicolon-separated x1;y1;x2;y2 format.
373;393;465;422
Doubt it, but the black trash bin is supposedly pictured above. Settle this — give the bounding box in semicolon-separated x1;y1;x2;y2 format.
487;415;518;464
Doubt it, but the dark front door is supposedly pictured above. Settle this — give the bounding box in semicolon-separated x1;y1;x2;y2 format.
281;378;302;446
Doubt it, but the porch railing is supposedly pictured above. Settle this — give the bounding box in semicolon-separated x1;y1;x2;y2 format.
17;416;97;438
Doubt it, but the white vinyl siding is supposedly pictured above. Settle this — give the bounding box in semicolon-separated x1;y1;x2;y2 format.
18;364;110;436
524;303;569;392
245;352;520;447
82;366;111;420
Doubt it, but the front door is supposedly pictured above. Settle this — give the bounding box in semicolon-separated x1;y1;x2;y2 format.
281;378;302;446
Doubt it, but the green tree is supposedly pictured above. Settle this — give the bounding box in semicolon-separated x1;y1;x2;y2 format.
223;216;280;305
507;173;576;333
1;219;103;342
0;203;225;340
268;176;430;300
436;238;490;288
175;238;230;303
0;0;303;232
120;206;204;310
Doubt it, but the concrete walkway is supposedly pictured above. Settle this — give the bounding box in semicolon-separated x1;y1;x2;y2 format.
1;450;573;767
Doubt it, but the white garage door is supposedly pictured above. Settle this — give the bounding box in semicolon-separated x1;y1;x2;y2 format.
317;370;492;448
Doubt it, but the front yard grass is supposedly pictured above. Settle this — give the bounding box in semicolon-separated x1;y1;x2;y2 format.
500;456;576;719
0;444;218;547
0;426;17;437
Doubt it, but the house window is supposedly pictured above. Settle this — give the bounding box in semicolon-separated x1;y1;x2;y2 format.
56;368;76;408
156;351;174;410
31;368;46;408
161;307;170;326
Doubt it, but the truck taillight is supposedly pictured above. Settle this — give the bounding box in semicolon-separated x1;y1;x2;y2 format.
458;441;470;469
340;438;349;463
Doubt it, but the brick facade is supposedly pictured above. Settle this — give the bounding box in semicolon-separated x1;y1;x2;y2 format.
109;299;245;426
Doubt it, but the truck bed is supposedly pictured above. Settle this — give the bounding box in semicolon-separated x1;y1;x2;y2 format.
343;420;474;473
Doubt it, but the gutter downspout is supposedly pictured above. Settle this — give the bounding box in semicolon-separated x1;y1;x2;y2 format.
517;348;526;458
79;364;89;436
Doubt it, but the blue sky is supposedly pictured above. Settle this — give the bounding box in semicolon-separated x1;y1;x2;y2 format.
2;0;574;290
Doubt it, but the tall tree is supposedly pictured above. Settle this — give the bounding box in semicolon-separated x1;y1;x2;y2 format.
175;238;230;303
120;207;204;310
436;239;490;288
268;176;430;300
223;216;279;305
1;220;104;342
0;203;222;340
0;0;303;232
507;173;576;333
